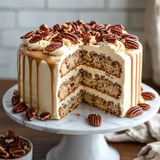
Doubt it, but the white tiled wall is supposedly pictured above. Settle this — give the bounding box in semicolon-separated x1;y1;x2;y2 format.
0;0;146;79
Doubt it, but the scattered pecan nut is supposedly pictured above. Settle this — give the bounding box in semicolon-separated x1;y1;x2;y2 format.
71;23;79;32
25;108;36;121
141;92;156;100
81;32;91;44
45;42;63;52
126;106;143;117
88;114;102;127
20;139;31;152
95;24;105;31
108;24;125;30
39;24;50;32
53;24;62;32
138;103;151;110
20;31;34;39
13;90;19;96
0;150;10;159
29;35;43;43
12;95;20;105
51;35;63;43
83;23;91;32
141;86;143;91
124;38;139;49
11;148;26;158
36;29;44;34
61;32;79;44
110;27;123;36
40;31;51;40
37;112;51;121
104;34;119;43
12;102;27;113
122;33;138;40
5;130;15;139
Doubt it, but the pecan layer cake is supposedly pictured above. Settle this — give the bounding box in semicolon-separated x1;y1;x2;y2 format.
17;20;143;119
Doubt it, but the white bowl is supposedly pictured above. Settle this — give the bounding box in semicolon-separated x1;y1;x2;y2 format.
0;136;33;160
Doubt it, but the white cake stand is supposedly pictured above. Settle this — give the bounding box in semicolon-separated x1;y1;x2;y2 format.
3;83;160;160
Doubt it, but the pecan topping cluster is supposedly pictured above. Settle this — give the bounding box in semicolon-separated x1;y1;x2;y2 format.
20;20;140;53
11;90;51;121
0;130;31;159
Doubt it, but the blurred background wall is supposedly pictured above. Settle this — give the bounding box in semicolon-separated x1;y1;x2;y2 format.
0;0;146;79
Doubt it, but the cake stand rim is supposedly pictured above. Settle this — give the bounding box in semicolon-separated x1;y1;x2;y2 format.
2;83;160;135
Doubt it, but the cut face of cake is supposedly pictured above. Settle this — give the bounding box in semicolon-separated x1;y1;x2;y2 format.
17;20;143;119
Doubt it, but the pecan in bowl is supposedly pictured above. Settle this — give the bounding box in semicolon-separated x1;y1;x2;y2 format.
0;130;33;160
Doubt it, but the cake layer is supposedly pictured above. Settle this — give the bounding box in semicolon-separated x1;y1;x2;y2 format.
82;50;122;78
60;49;122;78
59;91;82;119
81;69;121;99
83;91;121;116
60;49;82;77
58;72;82;101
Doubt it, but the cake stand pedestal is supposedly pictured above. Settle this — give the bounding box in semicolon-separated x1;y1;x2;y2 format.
46;134;119;160
3;84;160;160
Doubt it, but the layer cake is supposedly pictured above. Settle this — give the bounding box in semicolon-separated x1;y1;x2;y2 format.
17;20;143;119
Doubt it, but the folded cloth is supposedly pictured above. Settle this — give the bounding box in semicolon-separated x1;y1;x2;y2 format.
105;114;160;159
134;142;160;160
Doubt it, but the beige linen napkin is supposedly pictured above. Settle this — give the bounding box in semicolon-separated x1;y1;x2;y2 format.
105;114;160;159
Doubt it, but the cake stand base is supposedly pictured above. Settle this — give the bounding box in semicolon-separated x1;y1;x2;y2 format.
46;134;119;160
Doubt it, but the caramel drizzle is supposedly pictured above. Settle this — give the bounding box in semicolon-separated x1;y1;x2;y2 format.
36;60;40;113
135;52;142;104
135;53;138;103
125;51;142;106
28;57;33;108
138;51;142;101
130;54;134;105
49;66;54;117
22;56;26;102
18;54;21;96
125;53;133;105
18;46;59;117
